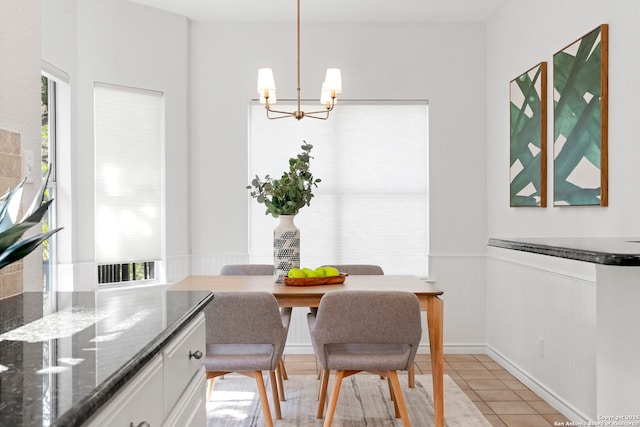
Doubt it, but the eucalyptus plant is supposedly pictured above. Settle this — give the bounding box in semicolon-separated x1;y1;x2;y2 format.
247;142;321;217
0;168;62;269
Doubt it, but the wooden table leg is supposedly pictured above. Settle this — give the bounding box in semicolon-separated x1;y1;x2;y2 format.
427;295;444;427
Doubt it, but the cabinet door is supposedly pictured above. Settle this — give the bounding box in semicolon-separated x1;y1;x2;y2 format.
163;312;206;415
162;369;206;427
86;355;164;427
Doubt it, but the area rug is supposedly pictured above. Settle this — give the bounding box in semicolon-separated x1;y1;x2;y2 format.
206;374;491;426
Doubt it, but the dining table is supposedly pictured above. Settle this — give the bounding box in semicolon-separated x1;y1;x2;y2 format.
171;274;445;427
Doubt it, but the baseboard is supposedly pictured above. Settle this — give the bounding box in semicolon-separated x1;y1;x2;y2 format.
438;343;488;354
486;346;590;423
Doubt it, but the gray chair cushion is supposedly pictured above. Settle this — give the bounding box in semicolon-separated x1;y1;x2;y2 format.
204;343;276;371
323;343;414;371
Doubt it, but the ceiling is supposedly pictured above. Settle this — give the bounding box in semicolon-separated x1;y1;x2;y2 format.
127;0;507;23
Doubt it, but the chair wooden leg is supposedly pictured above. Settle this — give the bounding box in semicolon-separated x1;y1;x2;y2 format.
408;362;415;388
276;364;286;401
387;375;401;418
386;376;394;400
206;378;214;401
323;370;345;427
317;369;330;419
388;370;411;427
279;358;288;380
316;368;323;395
254;371;274;427
268;371;282;419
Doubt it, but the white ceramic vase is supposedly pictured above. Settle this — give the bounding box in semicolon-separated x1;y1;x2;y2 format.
273;215;300;282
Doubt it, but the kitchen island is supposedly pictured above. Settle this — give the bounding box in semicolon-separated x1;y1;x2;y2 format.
0;286;213;427
488;237;640;422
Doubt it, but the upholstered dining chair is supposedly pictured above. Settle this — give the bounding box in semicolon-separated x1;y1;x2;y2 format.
220;264;291;400
220;264;274;276
308;291;422;427
327;264;418;387
330;264;384;275
311;264;417;386
203;292;290;427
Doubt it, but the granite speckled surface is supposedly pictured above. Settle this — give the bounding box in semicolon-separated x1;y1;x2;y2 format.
488;237;640;265
0;286;213;427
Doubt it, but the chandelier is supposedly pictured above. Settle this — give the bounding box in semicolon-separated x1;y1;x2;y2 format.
256;0;342;120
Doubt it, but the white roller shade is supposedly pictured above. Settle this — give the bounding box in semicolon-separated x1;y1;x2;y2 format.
94;83;164;263
248;101;429;276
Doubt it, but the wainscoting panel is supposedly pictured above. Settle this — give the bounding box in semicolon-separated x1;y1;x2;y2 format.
427;255;487;348
486;255;597;421
190;254;250;276
165;254;191;284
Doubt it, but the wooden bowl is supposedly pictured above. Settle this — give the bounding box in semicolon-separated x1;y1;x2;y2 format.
283;273;347;286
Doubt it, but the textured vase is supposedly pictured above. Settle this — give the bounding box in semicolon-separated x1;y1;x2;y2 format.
273;215;300;282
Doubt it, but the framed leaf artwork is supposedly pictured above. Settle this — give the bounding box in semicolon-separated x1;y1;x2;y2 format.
510;62;547;207
553;24;608;206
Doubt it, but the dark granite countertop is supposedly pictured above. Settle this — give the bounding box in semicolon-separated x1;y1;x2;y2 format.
0;286;213;427
488;237;640;266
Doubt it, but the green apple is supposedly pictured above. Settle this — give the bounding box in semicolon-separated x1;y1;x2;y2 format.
288;268;306;278
302;267;318;277
314;267;326;276
324;266;340;277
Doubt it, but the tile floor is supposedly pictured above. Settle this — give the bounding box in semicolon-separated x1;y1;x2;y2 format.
282;353;572;427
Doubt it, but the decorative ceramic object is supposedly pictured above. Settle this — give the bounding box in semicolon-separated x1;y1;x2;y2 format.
273;215;300;282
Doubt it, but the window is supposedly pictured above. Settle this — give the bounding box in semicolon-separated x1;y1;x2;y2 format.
248;101;429;276
97;261;155;284
41;72;61;293
94;83;164;285
41;62;72;425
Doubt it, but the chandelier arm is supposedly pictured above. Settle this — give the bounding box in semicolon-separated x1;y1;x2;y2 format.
303;108;332;116
302;113;330;120
267;113;298;120
266;106;297;120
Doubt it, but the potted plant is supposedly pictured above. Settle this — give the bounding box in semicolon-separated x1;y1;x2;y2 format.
0;168;62;270
247;142;321;217
247;142;321;280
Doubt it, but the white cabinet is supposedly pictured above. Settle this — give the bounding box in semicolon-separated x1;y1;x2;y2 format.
162;369;207;427
162;312;206;416
85;313;206;427
85;355;165;427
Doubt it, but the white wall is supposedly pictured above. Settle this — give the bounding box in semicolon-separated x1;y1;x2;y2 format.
485;1;640;420
41;0;191;288
190;22;489;350
487;249;598;420
0;0;44;291
190;21;488;259
37;5;489;304
486;0;640;238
